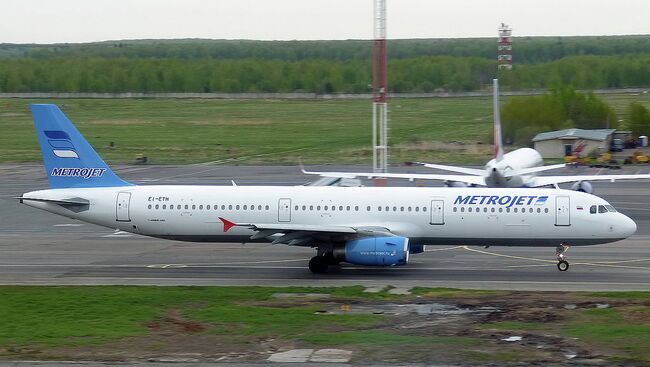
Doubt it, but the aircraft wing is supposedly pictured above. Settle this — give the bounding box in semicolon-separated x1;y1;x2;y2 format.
530;173;650;187
219;217;393;245
416;162;485;176
300;167;487;186
504;163;566;177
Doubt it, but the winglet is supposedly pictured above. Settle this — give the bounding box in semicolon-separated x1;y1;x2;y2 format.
219;217;237;232
298;157;308;174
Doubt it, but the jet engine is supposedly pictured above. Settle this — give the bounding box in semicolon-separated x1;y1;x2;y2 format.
571;181;594;194
333;236;409;266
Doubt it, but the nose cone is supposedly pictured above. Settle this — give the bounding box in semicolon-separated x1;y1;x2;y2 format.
620;214;637;238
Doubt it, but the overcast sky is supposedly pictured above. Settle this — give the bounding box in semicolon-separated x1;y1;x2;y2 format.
2;0;649;44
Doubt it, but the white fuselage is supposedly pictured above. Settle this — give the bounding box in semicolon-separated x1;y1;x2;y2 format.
22;185;635;247
485;148;544;188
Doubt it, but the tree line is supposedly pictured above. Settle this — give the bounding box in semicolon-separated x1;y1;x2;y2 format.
2;55;650;93
2;35;650;63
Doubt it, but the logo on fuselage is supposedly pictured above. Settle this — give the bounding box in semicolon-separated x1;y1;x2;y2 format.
51;167;106;179
454;195;549;208
45;130;79;159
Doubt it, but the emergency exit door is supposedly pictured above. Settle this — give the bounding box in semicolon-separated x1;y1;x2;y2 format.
116;192;131;222
430;200;444;225
555;196;571;226
278;198;291;222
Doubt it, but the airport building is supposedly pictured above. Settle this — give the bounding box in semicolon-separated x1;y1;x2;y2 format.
532;128;615;158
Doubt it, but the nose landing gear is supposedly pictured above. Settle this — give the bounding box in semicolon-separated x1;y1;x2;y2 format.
556;242;570;271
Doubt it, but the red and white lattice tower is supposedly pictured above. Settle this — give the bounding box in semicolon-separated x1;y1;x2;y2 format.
497;23;512;70
372;0;388;173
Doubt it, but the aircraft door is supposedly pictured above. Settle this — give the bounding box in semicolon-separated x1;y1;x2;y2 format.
116;192;131;222
278;198;291;222
555;196;571;226
430;200;445;225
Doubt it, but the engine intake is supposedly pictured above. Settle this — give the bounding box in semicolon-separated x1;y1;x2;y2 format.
338;236;409;266
571;181;593;194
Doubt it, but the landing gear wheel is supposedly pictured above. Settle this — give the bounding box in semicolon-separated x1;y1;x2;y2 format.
309;256;329;274
557;260;569;272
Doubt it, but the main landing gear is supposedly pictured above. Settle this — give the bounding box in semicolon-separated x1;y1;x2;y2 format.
309;256;329;274
556;242;571;271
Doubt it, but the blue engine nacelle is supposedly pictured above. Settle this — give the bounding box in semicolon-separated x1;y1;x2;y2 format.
342;236;409;266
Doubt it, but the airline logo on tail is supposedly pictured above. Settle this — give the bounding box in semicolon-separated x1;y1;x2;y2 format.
51;167;106;179
45;130;79;159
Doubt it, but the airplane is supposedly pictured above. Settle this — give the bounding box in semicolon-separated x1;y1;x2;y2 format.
302;79;650;192
17;104;636;274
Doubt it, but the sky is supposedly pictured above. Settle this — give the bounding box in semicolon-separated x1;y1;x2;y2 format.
2;0;649;44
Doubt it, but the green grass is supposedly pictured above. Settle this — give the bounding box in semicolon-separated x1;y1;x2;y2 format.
0;285;379;347
2;94;649;165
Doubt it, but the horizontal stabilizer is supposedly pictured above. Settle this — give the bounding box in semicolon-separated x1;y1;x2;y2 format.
15;196;89;206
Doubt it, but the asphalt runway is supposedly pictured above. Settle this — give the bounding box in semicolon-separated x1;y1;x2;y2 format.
2;163;650;291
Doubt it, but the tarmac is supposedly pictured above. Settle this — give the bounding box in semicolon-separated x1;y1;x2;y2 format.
2;163;650;291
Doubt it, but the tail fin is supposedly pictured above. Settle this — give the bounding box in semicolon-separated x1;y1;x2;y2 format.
31;104;132;189
493;78;504;162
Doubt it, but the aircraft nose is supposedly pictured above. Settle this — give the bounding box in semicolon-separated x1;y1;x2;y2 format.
619;214;637;238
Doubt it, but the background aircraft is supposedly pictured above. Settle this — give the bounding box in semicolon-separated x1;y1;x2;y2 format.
303;79;650;192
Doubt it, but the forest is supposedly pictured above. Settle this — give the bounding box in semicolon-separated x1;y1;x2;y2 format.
1;36;650;93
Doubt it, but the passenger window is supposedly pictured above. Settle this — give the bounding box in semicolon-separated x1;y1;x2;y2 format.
223;205;227;210
537;208;541;213
415;207;420;212
367;206;371;211
598;205;607;213
155;204;159;209
235;205;240;210
506;208;510;213
302;205;306;210
355;206;359;211
423;207;427;212
259;205;263;210
162;205;166;209
483;207;487;213
393;206;397;212
460;207;465;212
192;205;196;210
148;204;152;209
469;207;473;213
340;206;344;211
325;206;329;211
400;206;404;212
513;208;518;213
310;205;314;210
408;207;412;212
385;206;390;212
544;208;549;213
499;208;503;213
242;205;246;210
491;207;495;213
265;205;270;210
317;206;321;211
185;205;189;210
177;205;181;210
453;207;457;212
207;205;211;210
294;205;298;210
199;205;203;210
378;206;382;211
346;206;350;211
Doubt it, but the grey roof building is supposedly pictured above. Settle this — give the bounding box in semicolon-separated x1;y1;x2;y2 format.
532;128;615;158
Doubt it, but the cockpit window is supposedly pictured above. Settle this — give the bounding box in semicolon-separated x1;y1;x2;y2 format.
590;205;597;214
605;205;617;213
598;205;608;213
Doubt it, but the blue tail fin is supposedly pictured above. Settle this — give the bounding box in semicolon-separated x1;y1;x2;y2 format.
31;104;132;189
